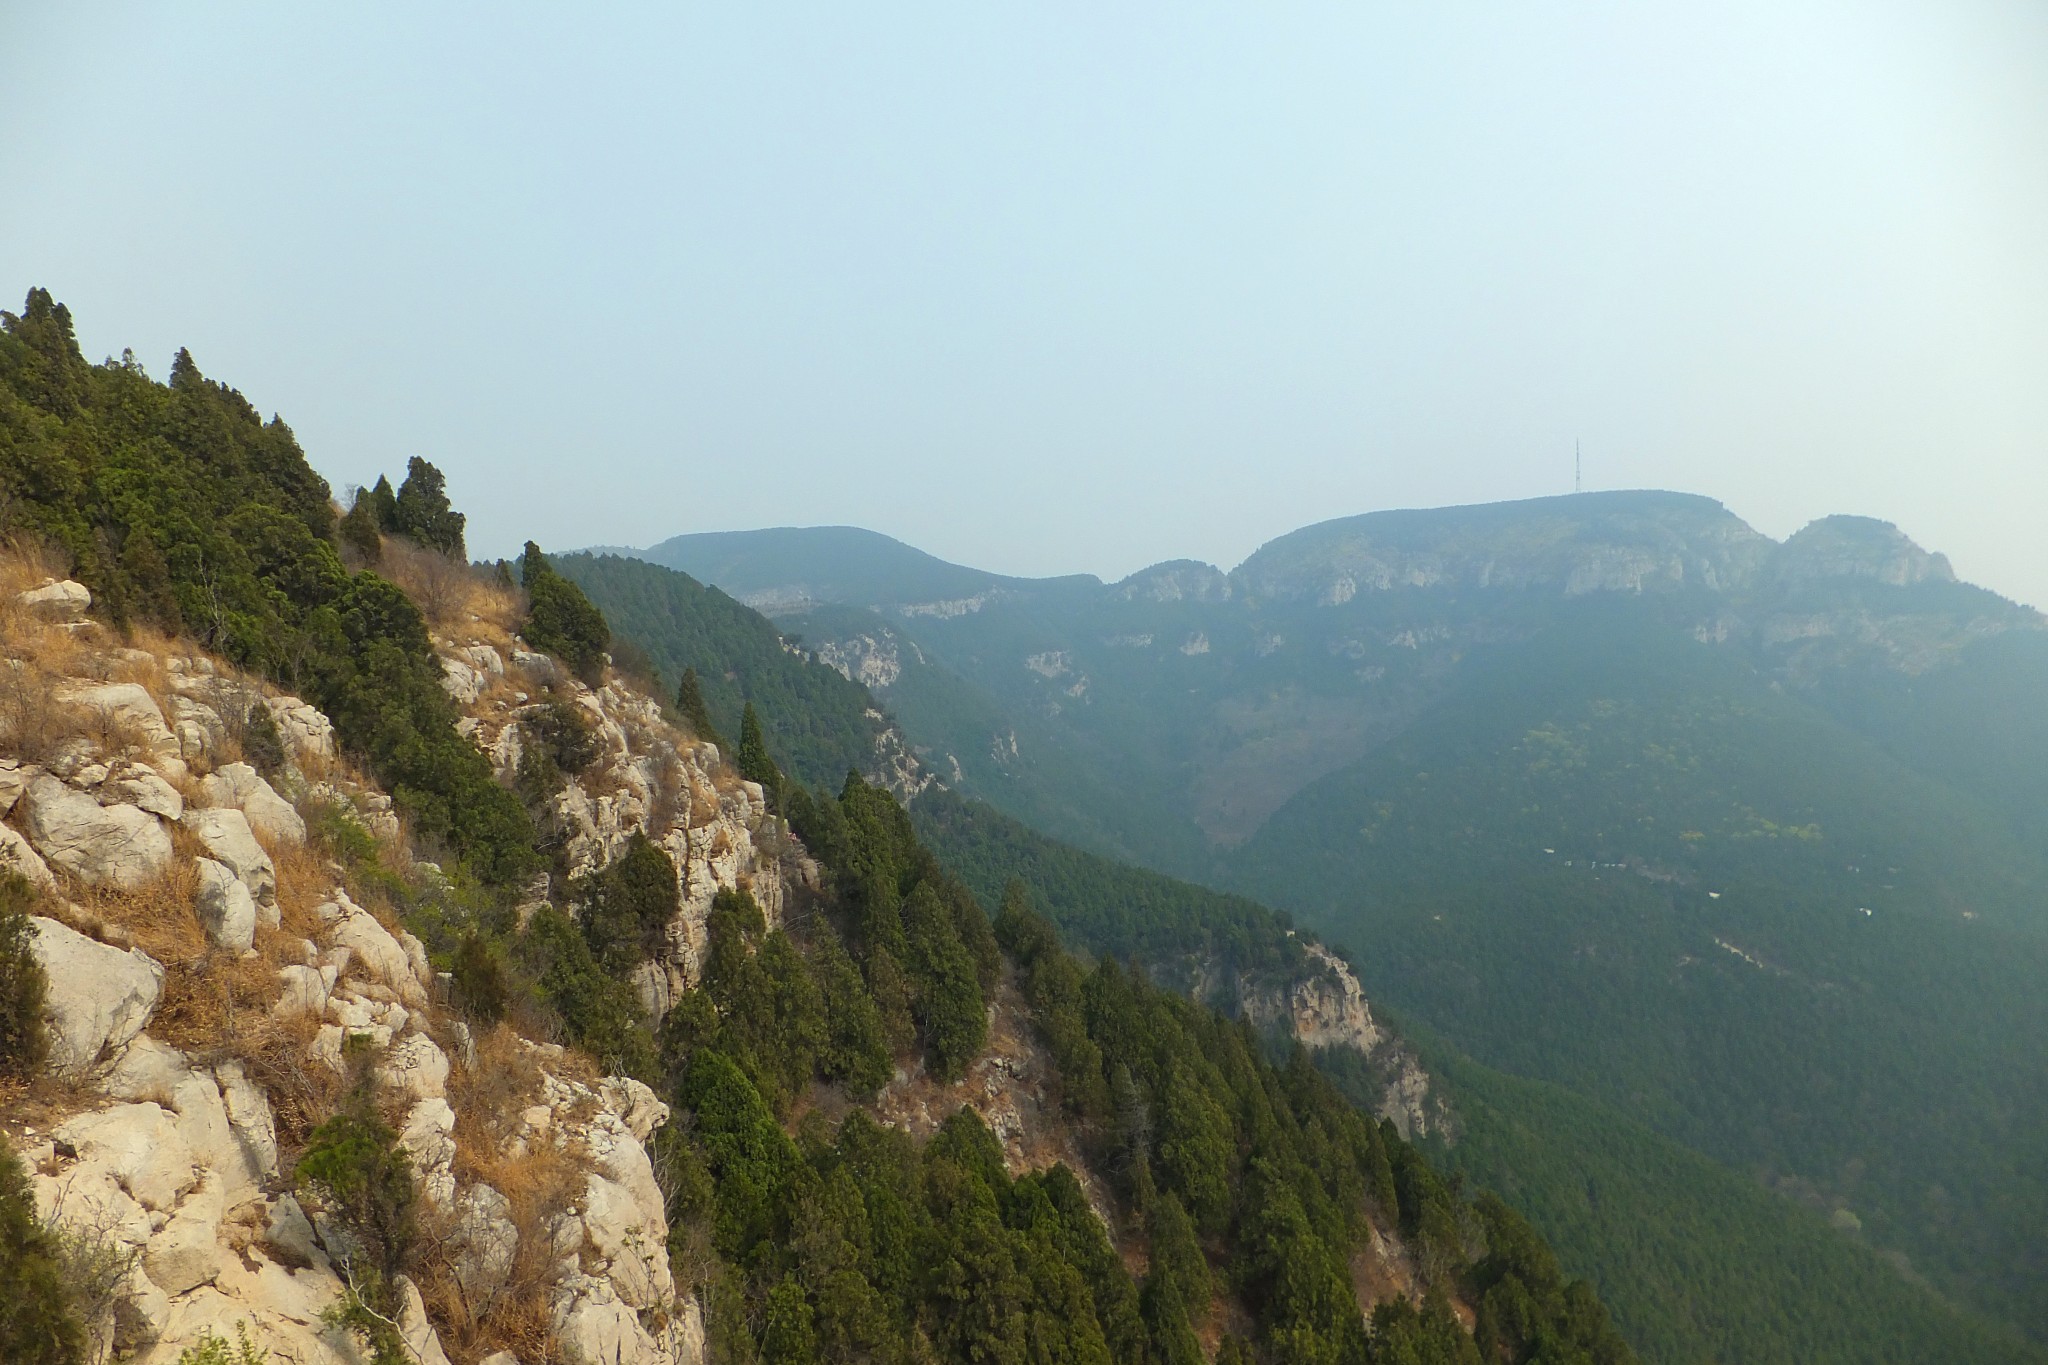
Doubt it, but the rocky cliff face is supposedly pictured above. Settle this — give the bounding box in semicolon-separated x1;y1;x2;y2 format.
1230;939;1451;1142
445;637;810;1016
1;574;723;1365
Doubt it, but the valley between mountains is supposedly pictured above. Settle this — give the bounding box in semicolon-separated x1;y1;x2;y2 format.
566;489;2048;1363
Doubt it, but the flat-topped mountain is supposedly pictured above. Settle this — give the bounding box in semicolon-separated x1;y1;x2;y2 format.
1232;490;1776;602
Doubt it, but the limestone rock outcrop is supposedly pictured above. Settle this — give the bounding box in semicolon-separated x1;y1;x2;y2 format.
31;915;164;1073
193;857;258;953
199;762;306;845
184;807;277;910
21;775;174;888
18;576;93;614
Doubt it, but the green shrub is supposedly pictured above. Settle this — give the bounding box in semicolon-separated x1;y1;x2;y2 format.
0;1137;86;1365
295;1058;417;1293
573;834;680;976
517;907;657;1080
450;930;510;1024
523;699;601;776
0;874;50;1081
675;666;724;748
175;1323;269;1365
238;700;289;779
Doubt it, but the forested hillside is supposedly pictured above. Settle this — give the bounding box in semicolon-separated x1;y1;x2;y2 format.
1228;609;2048;1343
915;790;2046;1364
0;289;1633;1365
553;551;918;793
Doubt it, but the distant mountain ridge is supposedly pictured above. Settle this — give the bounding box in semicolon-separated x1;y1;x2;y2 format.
585;490;2048;1354
622;490;2028;619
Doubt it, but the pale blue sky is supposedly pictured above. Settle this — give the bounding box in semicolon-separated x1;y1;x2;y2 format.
5;3;2045;604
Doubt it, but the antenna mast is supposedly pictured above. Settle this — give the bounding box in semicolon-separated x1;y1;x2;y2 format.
1575;439;1582;494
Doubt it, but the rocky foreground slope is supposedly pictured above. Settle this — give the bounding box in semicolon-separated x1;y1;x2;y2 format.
1;563;730;1363
1;552;1440;1365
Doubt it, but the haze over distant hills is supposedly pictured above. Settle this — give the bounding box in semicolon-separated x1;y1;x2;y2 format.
580;489;2048;1354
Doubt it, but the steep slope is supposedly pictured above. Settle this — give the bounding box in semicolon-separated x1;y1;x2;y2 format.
0;291;1633;1365
620;495;2048;1349
550;551;929;796
0;559;715;1365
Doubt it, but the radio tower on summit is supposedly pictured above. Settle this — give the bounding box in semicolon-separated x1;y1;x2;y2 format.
1575;439;1582;494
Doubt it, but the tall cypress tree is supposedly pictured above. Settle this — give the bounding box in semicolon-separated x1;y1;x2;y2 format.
737;701;783;802
677;666;724;748
392;456;466;558
367;474;399;530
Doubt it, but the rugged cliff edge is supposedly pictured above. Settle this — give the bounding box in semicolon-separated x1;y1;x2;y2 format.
1;565;724;1365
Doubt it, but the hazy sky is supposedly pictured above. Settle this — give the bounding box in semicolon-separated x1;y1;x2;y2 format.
5;3;2045;604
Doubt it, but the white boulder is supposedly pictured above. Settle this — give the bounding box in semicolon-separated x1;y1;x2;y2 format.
143;1177;226;1295
442;657;486;704
0;822;54;890
101;763;184;820
184;807;276;908
168;694;224;763
216;1061;279;1185
51;1102;198;1212
31;916;163;1073
18;577;91;613
22;776;174;888
57;682;179;757
266;695;335;761
397;1275;454;1365
199;762;305;845
274;964;331;1019
378;1032;450;1102
193;857;257;953
0;757;33;815
317;897;427;1007
101;1035;194;1106
398;1098;458;1207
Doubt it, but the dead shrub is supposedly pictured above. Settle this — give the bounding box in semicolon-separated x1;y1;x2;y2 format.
0;661;84;765
239;1008;337;1158
383;541;487;631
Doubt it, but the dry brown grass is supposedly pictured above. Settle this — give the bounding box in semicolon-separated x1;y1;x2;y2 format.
51;835;334;1143
0;660;86;765
382;541;525;650
269;834;336;942
419;1022;590;1364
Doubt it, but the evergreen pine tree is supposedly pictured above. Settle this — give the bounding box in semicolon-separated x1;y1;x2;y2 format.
391;455;466;557
0;1138;85;1365
518;541;612;684
0;877;51;1080
339;491;383;563
737;702;783;802
677;666;725;748
367;473;399;530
